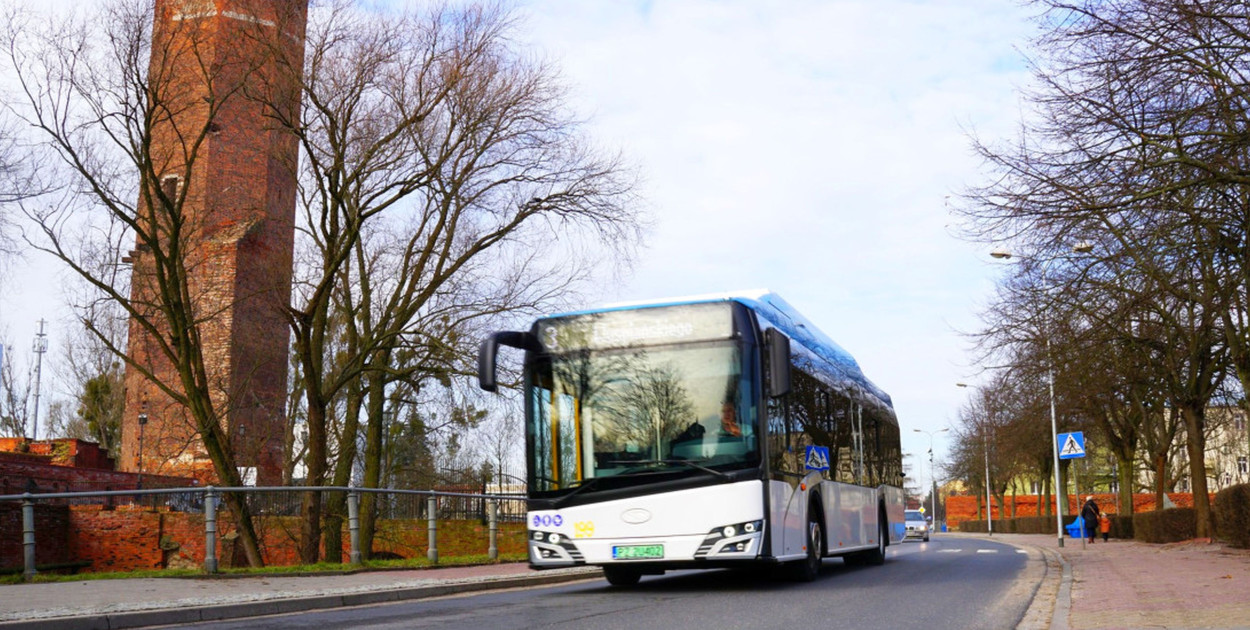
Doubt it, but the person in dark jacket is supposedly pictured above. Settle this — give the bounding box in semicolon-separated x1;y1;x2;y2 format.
1080;496;1101;543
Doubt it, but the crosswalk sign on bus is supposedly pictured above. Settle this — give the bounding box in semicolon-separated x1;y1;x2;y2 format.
805;445;831;471
1058;431;1086;459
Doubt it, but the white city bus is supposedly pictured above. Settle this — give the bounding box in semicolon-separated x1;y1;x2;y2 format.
478;291;904;585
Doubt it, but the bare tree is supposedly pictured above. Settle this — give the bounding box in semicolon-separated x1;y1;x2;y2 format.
955;0;1250;537
264;2;640;563
0;337;30;437
0;0;308;565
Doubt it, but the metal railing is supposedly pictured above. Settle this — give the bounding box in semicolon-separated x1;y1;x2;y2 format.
0;486;528;581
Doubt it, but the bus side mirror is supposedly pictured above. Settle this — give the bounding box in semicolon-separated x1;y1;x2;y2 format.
478;331;541;392
766;327;791;398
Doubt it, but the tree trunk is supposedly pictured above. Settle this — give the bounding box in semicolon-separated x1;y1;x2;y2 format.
1179;404;1213;538
1153;452;1167;511
359;372;388;560
1043;471;1052;518
1115;448;1135;515
199;420;265;567
299;400;328;564
324;386;364;564
1058;461;1070;514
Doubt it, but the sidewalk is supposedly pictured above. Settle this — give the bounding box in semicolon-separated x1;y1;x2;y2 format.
2;535;1248;630
966;533;1250;630
0;563;601;630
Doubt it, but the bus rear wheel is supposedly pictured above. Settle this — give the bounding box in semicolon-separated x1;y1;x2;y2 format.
603;566;642;586
863;512;887;566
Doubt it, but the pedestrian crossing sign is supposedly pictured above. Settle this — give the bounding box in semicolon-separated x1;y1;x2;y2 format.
1058;431;1086;459
805;445;831;471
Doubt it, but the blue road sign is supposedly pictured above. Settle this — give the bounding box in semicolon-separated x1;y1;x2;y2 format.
1058;431;1086;459
805;445;831;471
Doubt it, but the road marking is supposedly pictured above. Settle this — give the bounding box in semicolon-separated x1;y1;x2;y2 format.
976;549;997;554
1016;549;1028;554
937;549;961;553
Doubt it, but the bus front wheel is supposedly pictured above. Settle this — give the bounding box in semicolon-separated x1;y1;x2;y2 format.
789;506;824;581
603;566;642;586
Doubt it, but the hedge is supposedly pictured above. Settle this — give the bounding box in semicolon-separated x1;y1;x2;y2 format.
1214;483;1250;549
958;513;1134;538
1132;508;1196;543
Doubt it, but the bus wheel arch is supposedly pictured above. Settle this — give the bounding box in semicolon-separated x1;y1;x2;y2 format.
790;495;825;581
865;503;887;565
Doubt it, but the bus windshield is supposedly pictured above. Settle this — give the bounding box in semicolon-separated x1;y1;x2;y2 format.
526;306;759;496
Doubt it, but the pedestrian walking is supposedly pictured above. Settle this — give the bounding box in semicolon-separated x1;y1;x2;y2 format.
1099;512;1111;542
1080;496;1101;544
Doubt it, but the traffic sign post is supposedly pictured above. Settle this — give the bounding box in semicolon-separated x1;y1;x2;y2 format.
1058;431;1088;548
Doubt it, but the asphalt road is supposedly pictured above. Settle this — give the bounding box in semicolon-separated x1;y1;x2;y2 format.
180;537;1036;630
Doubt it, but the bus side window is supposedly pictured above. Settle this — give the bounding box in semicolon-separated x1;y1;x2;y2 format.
767;395;790;473
834;398;856;484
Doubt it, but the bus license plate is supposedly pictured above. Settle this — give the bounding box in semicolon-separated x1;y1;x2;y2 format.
612;544;664;560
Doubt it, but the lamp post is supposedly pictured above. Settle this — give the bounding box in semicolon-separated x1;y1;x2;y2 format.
955;382;993;534
137;412;149;489
983;424;993;535
990;241;1093;548
913;427;949;534
30;320;48;441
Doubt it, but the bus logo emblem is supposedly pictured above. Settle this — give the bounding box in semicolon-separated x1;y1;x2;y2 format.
621;508;652;524
805;446;831;471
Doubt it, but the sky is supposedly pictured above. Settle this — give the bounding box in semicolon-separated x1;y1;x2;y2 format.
0;0;1043;495
512;0;1042;492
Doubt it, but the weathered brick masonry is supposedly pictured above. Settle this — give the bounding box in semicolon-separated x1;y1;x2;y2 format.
6;506;527;573
120;0;308;484
0;441;193;494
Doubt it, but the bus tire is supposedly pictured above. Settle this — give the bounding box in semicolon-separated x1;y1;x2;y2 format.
863;509;887;566
603;566;642;586
790;502;824;581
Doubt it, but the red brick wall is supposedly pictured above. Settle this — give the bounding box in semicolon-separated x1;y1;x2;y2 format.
21;507;526;574
0;452;195;495
948;493;1202;529
0;503;71;570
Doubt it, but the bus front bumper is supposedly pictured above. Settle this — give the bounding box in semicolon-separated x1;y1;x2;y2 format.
528;523;764;568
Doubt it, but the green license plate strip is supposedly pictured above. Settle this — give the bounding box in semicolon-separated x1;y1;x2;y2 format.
612;544;664;560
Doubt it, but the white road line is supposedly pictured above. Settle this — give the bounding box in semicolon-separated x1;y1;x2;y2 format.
1016;549;1028;554
976;549;998;554
937;549;961;553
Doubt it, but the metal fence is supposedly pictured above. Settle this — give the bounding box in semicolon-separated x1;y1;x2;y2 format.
0;486;528;581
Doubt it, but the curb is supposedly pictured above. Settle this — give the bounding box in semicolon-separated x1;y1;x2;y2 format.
945;534;1068;630
0;568;602;630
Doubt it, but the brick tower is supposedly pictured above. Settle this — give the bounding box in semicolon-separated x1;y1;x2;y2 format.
118;0;308;485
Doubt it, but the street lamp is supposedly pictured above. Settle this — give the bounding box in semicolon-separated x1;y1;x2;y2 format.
955;382;993;535
989;241;1093;548
137;412;149;489
913;427;949;535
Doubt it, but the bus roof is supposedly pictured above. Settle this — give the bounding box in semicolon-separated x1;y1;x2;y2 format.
544;290;893;408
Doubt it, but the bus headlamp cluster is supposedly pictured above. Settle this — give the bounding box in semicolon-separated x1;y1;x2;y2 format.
714;520;762;539
529;530;585;564
694;520;764;559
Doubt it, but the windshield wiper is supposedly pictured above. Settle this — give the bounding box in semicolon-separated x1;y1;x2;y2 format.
551;468;666;508
610;459;732;481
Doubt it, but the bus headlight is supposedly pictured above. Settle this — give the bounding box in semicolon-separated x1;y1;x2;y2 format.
696;520;764;559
